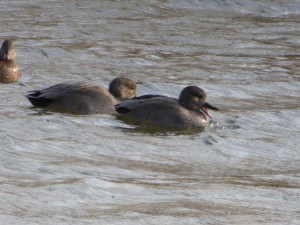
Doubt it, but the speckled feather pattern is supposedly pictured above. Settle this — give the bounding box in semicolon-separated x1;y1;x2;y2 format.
0;40;20;83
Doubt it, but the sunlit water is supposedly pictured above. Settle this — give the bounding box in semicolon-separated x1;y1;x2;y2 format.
0;0;299;224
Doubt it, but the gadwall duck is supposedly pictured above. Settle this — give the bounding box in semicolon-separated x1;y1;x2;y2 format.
116;86;219;129
0;40;20;83
26;77;136;114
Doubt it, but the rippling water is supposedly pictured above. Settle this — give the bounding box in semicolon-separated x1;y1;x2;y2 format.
0;0;299;224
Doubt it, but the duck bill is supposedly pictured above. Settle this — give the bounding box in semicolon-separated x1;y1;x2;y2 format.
200;102;219;119
6;52;10;60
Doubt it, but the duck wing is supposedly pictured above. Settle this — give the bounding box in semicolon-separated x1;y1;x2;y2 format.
26;82;107;107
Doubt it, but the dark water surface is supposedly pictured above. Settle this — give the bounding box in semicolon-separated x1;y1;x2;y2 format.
0;0;299;224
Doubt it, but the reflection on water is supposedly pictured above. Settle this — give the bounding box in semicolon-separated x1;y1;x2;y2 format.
0;0;299;224
115;114;207;136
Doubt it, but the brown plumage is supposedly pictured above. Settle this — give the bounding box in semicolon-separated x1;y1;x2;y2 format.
0;40;20;83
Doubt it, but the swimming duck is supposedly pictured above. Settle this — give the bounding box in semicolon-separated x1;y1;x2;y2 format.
0;39;20;83
116;86;218;129
26;77;136;114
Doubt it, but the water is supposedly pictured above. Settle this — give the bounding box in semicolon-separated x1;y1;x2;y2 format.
0;0;299;224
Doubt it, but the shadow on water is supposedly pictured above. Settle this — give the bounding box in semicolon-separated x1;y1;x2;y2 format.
26;106;79;117
26;106;57;116
115;114;205;136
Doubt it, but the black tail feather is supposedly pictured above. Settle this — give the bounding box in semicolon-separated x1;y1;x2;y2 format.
26;92;53;107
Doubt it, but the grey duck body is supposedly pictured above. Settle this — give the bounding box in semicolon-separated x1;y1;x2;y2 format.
116;86;219;129
26;77;136;115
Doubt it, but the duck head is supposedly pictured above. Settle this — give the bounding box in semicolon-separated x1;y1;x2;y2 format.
109;77;137;99
0;40;17;60
179;86;219;119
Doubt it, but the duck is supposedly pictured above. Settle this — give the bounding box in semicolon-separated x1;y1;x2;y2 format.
26;77;136;114
0;39;20;83
115;86;219;129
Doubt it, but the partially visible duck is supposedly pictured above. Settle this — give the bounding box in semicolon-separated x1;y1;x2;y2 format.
26;77;136;114
0;39;20;83
116;86;219;129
